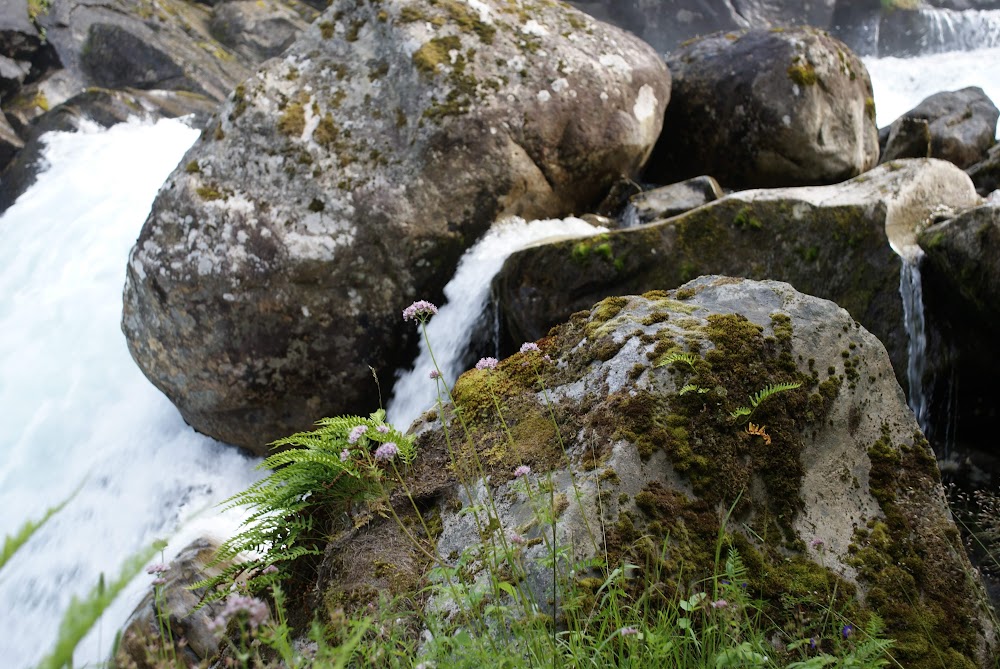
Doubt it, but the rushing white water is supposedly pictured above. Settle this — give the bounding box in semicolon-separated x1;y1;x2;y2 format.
386;216;607;431
898;247;930;435
909;8;1000;54
0;119;262;669
865;46;1000;137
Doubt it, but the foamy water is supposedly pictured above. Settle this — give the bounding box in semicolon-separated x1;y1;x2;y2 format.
387;216;606;431
865;46;1000;138
0;119;262;669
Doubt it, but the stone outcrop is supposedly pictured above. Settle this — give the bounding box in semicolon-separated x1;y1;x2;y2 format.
879;116;932;163
967;141;1000;196
920;202;1000;325
886;87;999;169
319;277;997;668
625;175;723;225
917;202;1000;464
116;539;227;669
495;159;982;393
122;0;671;454
0;0;317;209
644;27;879;190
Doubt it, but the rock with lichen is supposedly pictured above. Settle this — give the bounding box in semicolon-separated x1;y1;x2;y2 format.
644;27;879;190
115;538;228;669
317;276;997;668
495;158;982;395
0;0;319;211
884;87;999;169
122;0;670;454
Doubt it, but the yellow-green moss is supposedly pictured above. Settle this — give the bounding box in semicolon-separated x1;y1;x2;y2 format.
414;36;456;73
278;102;306;137
787;61;818;86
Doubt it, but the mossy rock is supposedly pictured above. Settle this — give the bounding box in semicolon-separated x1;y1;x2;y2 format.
496;158;982;398
317;277;996;667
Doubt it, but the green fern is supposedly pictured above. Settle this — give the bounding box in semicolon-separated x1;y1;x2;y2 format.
729;381;802;419
655;351;698;369
194;410;415;601
679;384;709;396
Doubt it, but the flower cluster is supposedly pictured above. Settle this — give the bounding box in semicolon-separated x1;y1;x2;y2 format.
429;369;441;379
476;357;498;371
513;465;531;478
402;300;438;322
519;342;540;353
146;563;169;586
207;594;270;635
375;442;399;462
348;425;367;444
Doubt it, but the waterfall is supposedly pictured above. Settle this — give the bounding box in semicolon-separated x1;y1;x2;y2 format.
913;8;1000;54
899;247;931;436
386;216;607;431
0;119;262;669
864;46;1000;136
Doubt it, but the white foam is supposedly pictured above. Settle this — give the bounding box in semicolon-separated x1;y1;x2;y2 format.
0;118;263;669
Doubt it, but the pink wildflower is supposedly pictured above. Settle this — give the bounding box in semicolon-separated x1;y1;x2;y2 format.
146;563;169;575
711;599;728;609
429;369;441;379
348;425;367;444
810;538;824;549
209;594;270;635
619;627;640;636
510;533;527;546
519;342;540;353
375;442;399;462
476;357;498;370
261;565;279;575
376;425;390;434
513;465;531;478
402;300;438;322
340;448;351;462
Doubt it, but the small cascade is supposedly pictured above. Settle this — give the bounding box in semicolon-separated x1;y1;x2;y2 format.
916;8;1000;54
619;203;641;228
899;247;931;435
386;216;607;431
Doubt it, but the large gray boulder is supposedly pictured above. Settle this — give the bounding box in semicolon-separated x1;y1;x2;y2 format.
888;87;999;169
122;0;671;454
495;159;982;393
644;27;879;189
319;277;997;668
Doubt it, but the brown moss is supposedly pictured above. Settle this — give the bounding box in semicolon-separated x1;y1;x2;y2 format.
278;102;306;137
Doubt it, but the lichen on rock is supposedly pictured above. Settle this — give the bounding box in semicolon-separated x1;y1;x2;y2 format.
121;0;670;453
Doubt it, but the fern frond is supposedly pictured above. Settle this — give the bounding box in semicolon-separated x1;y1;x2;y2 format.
655;351;698;369
749;381;801;408
729;406;752;419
